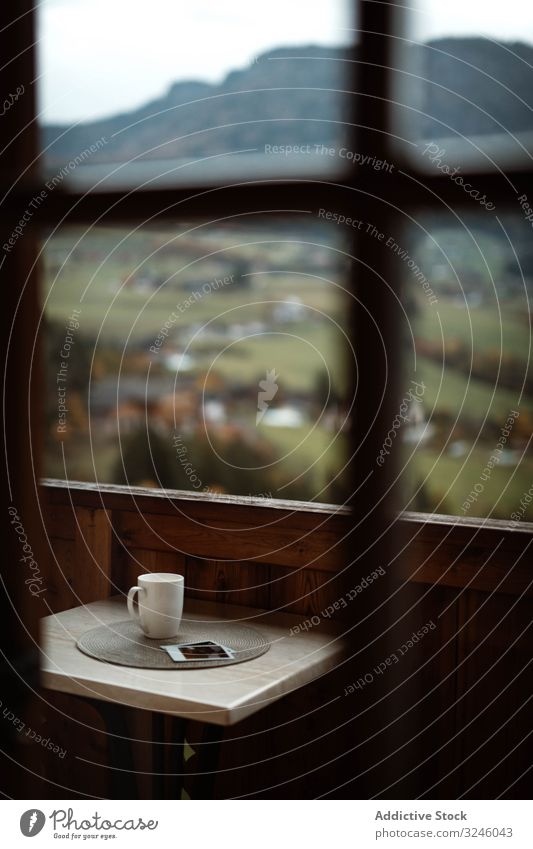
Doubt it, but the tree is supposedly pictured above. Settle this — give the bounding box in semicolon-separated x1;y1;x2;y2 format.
113;426;180;489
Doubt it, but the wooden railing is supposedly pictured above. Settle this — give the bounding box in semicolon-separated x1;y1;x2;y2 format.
39;479;533;799
41;478;533;614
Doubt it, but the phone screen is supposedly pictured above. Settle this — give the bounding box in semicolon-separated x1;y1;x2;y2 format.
161;641;235;662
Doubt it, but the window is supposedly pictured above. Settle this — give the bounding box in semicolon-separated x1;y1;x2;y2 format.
36;0;358;503
402;213;532;520
6;0;533;524
42;219;352;501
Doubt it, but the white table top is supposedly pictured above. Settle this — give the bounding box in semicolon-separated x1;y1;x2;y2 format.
40;597;347;726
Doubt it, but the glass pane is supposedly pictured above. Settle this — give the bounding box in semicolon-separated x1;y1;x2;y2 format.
37;1;354;188
399;212;532;520
41;218;352;503
394;1;533;169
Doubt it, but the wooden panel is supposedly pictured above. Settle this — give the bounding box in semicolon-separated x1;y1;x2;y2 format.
39;692;108;799
454;591;533;798
42;503;76;541
323;577;438;800
44;480;349;571
46;537;79;614
205;668;350;799
116;548;186;596
127;707;160;799
400;514;533;597
186;558;270;608
41;481;533;597
115;509;345;571
42;692;161;799
73;507;113;604
395;583;463;799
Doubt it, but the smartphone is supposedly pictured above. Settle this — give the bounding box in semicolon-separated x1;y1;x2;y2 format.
161;640;235;662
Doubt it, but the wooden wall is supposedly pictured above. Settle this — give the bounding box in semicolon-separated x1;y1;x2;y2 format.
39;480;533;799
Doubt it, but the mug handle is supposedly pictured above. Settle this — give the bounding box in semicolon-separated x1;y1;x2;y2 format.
127;585;143;621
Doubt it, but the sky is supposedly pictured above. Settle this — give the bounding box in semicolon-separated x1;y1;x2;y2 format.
37;0;533;123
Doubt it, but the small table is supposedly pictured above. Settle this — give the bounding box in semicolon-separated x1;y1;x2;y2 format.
41;597;346;797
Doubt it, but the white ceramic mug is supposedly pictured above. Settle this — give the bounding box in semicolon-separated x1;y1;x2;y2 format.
127;573;184;639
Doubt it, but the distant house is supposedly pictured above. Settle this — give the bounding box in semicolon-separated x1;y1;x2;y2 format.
273;296;306;323
403;401;434;444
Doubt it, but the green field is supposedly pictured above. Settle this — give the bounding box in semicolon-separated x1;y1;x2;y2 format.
403;445;533;520
413;357;531;420
413;299;531;361
42;227;347;343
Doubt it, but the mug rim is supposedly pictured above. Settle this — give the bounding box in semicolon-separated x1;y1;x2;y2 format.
138;572;184;583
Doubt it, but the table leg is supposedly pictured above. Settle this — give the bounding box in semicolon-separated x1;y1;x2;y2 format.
171;717;187;798
151;713;186;799
189;723;225;799
151;712;165;799
72;696;223;800
151;717;223;799
83;697;137;799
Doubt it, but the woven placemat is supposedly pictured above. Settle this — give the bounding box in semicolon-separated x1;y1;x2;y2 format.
76;619;270;669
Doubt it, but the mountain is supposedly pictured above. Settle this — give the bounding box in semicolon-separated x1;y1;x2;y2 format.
42;39;533;169
408;38;533;138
